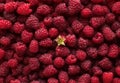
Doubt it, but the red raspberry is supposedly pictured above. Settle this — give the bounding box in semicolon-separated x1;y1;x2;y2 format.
54;57;65;68
39;53;52;65
105;13;115;24
11;64;22;76
90;17;105;28
81;8;92;18
92;32;104;44
102;26;115;41
116;28;120;38
49;28;59;38
76;50;86;61
21;30;33;43
102;72;113;83
98;43;108;57
72;20;84;34
28;58;40;70
68;65;80;75
42;65;57;77
115;66;120;76
111;21;120;31
30;80;40;83
92;66;103;76
98;58;112;70
65;54;77;65
39;38;52;48
12;22;24;34
68;79;76;83
66;34;77;47
112;2;120;15
58;71;69;83
4;2;17;13
10;79;20;83
36;4;51;15
113;78;120;83
7;59;18;68
0;19;12;29
55;3;68;15
0;62;9;76
17;15;28;23
27;0;39;6
0;36;11;46
56;46;70;57
78;37;89;49
29;40;39;53
91;0;104;3
35;28;48;40
53;16;67;31
0;49;5;59
23;66;31;75
43;16;53;27
53;0;63;4
0;78;4;83
17;3;32;15
83;25;94;38
87;47;98;58
48;78;58;83
0;3;4;13
78;74;91;83
81;60;92;71
91;76;100;83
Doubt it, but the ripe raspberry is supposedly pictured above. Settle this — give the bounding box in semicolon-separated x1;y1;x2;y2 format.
0;62;9;76
78;37;89;49
35;28;48;40
21;30;33;43
7;59;18;68
113;78;120;83
17;15;28;23
49;28;59;38
115;66;120;76
111;21;120;31
112;2;120;15
11;64;22;76
17;3;32;15
30;80;39;83
58;71;69;83
92;66;103;76
72;20;84;34
68;65;80;75
66;34;77;47
78;74;91;83
65;54;77;65
12;22;24;34
39;53;52;65
90;17;105;28
98;58;112;70
48;78;58;83
68;79;76;83
87;47;98;58
27;0;39;6
10;79;20;83
39;38;52;48
92;32;104;44
0;49;5;59
56;46;70;57
0;36;11;46
0;19;12;29
29;40;39;53
43;16;53;27
91;76;100;83
0;3;4;13
102;72;113;83
55;3;68;15
91;0;104;3
81;60;92;71
76;50;86;61
98;43;109;56
105;13;115;24
53;57;64;68
4;2;17;13
36;4;51;15
102;26;115;41
81;8;92;18
0;78;4;83
53;16;67;31
42;65;57;77
116;28;120;38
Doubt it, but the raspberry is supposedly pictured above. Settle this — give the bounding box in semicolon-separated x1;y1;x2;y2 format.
102;72;113;83
66;34;77;47
4;2;17;13
76;50;86;61
39;38;53;48
91;0;104;3
0;62;9;76
81;60;92;71
115;66;120;76
68;65;80;75
0;3;4;13
42;65;57;77
68;79;76;83
113;78;120;83
116;28;120;38
28;58;40;70
86;47;98;58
43;16;53;27
30;80;40;83
0;78;4;83
92;32;104;44
7;59;18;68
0;19;12;29
29;40;39;53
10;79;20;83
56;46;70;57
65;54;77;65
102;26;115;41
12;22;24;34
0;49;5;59
98;58;112;70
27;0;39;6
21;30;33;43
72;20;84;34
81;8;92;18
58;71;69;83
17;15;28;23
23;66;31;75
78;74;91;83
53;0;63;4
105;13;115;24
78;37;89;49
98;43;109;56
55;3;68;15
0;36;11;46
92;66;103;76
53;57;65;68
11;64;22;76
48;78;58;83
35;28;48;40
111;21;120;31
83;25;94;38
49;28;59;38
53;16;67;31
112;2;120;15
36;4;51;15
39;53;53;65
91;76;100;83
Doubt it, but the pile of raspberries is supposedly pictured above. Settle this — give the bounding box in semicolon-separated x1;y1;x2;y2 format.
0;0;120;83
